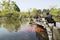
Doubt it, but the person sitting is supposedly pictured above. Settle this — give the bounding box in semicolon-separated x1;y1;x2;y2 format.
45;12;56;26
35;15;42;22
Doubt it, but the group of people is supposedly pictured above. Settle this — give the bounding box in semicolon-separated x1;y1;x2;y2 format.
35;12;56;27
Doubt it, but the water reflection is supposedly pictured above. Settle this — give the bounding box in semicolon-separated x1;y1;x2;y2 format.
0;22;37;40
0;27;9;33
0;22;48;40
0;17;29;32
0;31;36;40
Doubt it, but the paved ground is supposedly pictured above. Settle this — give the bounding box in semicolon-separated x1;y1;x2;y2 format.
48;22;60;40
56;22;60;28
53;27;60;40
44;22;60;40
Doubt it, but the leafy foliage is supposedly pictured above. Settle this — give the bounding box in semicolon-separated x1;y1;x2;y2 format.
0;0;60;32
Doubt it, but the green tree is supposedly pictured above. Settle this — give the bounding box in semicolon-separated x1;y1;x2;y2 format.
0;0;21;32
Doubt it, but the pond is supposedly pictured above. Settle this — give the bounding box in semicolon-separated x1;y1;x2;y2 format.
0;21;49;40
0;22;41;40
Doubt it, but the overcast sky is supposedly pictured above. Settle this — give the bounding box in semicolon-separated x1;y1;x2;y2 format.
0;0;60;11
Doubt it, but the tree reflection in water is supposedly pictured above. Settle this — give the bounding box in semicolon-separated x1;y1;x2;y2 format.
0;17;29;32
0;17;49;40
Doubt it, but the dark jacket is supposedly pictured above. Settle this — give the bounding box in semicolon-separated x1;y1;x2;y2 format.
45;14;54;23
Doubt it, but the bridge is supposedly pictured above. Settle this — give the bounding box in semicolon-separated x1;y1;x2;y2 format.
30;18;60;40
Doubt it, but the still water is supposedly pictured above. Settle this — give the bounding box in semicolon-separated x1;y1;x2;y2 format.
0;22;37;40
1;22;45;40
0;22;60;40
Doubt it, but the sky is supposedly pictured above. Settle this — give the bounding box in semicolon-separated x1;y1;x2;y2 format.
0;0;60;11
